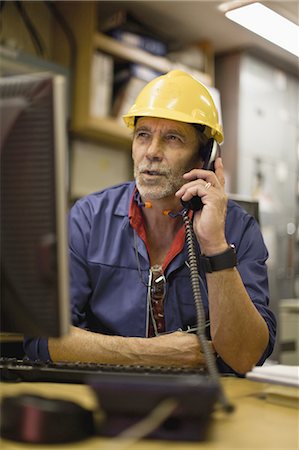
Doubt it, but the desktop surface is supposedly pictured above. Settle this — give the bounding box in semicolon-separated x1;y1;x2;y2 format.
1;377;298;449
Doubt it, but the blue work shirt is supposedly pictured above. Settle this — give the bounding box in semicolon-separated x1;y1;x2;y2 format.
24;182;276;373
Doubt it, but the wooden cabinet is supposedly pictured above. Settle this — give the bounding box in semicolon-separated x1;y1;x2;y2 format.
53;1;212;150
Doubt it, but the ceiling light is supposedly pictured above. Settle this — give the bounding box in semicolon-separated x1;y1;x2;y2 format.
224;2;299;58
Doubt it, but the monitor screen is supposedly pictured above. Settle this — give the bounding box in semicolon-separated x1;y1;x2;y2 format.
0;72;70;337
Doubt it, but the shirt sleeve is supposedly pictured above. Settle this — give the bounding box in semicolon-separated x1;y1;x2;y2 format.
23;199;93;362
221;202;277;373
23;336;51;362
68;199;94;328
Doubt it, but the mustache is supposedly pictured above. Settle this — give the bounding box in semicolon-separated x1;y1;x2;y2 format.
137;163;172;176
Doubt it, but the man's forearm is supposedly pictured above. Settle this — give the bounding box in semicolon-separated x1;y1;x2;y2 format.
48;326;207;368
207;267;269;374
49;326;137;365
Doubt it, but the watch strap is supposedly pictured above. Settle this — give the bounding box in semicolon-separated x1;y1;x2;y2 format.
199;245;237;273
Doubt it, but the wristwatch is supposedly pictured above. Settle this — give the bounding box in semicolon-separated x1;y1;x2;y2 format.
199;244;237;273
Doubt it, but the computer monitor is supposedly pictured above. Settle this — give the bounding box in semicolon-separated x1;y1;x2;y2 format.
228;193;260;223
0;72;70;337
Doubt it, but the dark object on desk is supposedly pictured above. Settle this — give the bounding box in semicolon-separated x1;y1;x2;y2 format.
0;358;219;441
0;340;24;359
90;373;220;441
1;394;95;444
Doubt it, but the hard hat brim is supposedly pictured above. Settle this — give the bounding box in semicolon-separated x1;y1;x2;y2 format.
123;107;224;144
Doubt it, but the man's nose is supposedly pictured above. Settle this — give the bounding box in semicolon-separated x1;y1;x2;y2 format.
146;135;163;160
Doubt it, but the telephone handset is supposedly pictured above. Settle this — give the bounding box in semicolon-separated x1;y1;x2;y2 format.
181;139;220;211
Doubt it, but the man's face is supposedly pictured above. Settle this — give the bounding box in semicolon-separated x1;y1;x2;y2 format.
132;117;202;201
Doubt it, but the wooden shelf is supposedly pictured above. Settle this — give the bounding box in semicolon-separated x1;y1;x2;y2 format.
71;115;132;150
93;32;212;87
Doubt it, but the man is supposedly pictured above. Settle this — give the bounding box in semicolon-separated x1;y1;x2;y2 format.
25;70;276;374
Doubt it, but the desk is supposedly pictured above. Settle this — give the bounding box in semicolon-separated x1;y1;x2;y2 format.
1;378;298;449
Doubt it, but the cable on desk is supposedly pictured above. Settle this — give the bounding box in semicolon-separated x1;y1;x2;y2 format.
96;397;178;450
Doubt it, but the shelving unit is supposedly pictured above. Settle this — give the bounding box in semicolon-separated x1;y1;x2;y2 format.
53;1;212;150
93;32;211;86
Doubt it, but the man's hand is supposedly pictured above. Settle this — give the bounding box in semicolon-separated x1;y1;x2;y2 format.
176;157;228;255
150;331;212;368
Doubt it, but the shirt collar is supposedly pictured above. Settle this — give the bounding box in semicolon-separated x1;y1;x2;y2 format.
128;187;193;271
113;182;136;217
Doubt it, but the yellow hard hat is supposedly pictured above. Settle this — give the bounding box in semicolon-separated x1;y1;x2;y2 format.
123;70;224;144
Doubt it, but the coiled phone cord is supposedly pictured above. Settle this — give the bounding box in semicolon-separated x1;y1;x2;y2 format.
182;210;234;413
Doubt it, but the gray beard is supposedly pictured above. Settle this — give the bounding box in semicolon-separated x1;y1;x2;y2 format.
134;163;186;200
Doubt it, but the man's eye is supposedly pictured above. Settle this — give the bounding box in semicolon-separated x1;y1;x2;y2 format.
136;131;149;139
167;135;181;142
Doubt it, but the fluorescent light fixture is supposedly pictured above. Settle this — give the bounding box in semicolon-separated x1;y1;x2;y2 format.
225;2;299;58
